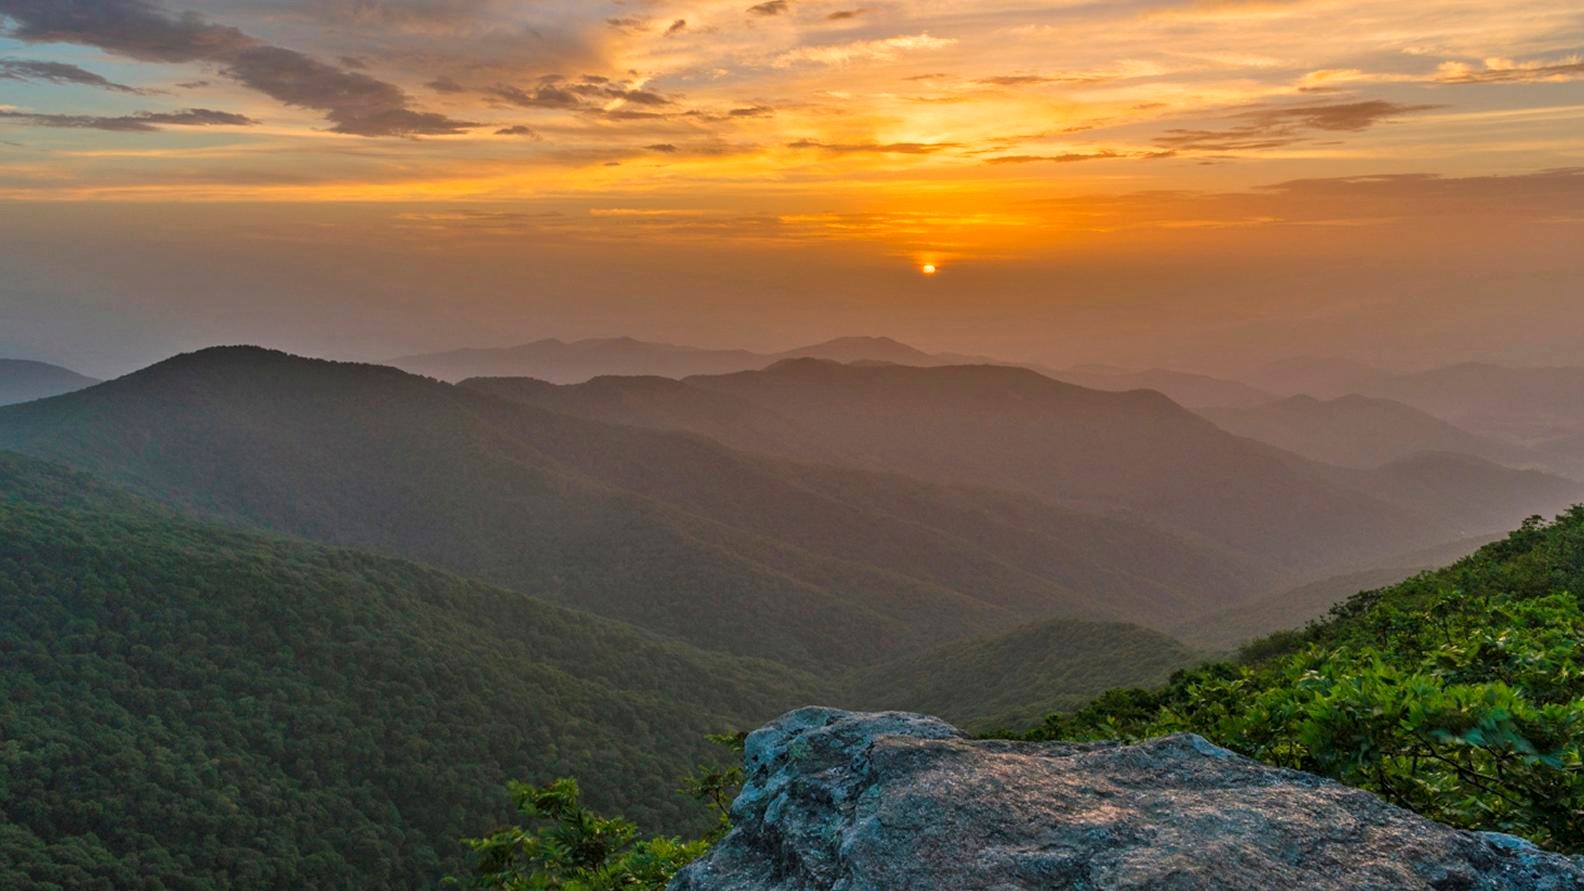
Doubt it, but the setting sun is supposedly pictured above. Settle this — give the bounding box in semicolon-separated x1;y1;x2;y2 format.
922;264;939;276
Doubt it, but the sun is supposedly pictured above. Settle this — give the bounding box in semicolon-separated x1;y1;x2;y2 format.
921;263;938;276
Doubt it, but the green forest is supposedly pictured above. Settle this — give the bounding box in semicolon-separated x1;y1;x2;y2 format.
0;452;816;889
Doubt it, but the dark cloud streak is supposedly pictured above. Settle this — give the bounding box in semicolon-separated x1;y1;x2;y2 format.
0;0;476;136
0;57;143;92
1156;100;1438;152
0;106;256;131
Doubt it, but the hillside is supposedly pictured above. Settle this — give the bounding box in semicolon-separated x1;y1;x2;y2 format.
1048;365;1278;408
1358;451;1582;533
1027;507;1584;852
0;450;821;889
1239;356;1389;398
844;618;1198;731
1360;362;1584;444
1177;566;1427;650
0;348;1270;666
1202;394;1525;469
0;359;98;406
465;360;1555;578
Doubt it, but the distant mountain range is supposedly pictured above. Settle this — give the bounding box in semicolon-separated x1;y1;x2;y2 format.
389;335;995;383
0;347;1279;666
1041;366;1278;408
1202;394;1525;469
391;335;1279;410
0;359;98;406
1210;363;1584;478
464;359;1579;580
1357;362;1584;445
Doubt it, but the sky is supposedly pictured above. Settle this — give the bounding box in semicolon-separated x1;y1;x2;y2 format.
0;0;1581;377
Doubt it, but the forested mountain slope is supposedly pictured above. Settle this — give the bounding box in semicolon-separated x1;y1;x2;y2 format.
464;360;1557;578
0;451;821;889
0;348;1264;665
844;618;1197;731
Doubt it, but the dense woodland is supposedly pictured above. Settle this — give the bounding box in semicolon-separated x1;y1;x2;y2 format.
0;452;815;889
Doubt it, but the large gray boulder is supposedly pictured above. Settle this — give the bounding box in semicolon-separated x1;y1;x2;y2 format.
670;707;1584;890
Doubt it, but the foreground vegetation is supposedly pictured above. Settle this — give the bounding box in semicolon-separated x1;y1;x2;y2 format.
1028;508;1584;851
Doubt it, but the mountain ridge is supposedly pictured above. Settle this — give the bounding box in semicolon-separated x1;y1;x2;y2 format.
0;346;1268;665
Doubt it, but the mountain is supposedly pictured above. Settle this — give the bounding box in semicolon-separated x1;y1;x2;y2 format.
1356;451;1582;534
774;336;964;365
1177;566;1427;650
1239;356;1389;398
1047;366;1278;408
0;449;820;888
0;359;98;406
844;618;1197;731
1534;432;1584;480
1202;394;1526;469
0;347;1269;665
1359;362;1584;444
465;360;1555;579
389;335;997;383
1178;530;1504;650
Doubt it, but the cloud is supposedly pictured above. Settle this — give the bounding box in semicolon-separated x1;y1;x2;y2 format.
484;76;674;114
983;149;1176;164
748;1;789;16
1435;55;1584;84
1156;100;1438;151
1025;168;1584;231
976;73;1111;86
787;139;960;154
0;57;143;92
774;33;955;67
0;106;257;131
827;9;863;20
0;0;477;136
494;124;540;138
665;19;687;36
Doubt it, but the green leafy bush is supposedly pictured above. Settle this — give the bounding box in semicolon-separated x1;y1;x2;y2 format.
452;779;707;891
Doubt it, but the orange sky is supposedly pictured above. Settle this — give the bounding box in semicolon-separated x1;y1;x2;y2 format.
0;0;1581;373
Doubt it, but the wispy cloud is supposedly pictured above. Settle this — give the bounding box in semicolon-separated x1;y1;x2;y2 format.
0;107;257;131
774;33;955;67
0;58;143;93
1156;101;1439;152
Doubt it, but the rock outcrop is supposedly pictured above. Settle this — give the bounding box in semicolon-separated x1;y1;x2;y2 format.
670;707;1584;891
